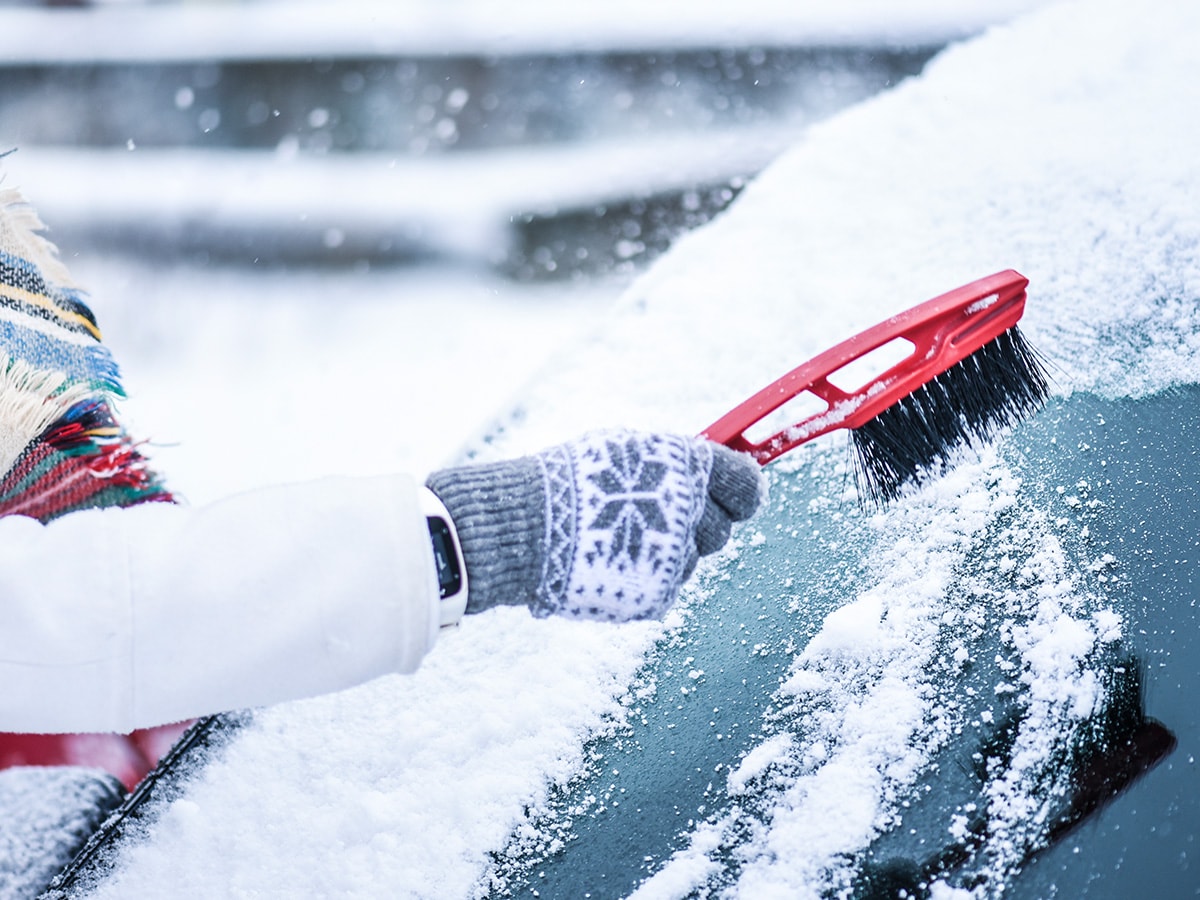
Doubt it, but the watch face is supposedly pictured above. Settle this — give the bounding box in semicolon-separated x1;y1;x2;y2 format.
427;516;462;599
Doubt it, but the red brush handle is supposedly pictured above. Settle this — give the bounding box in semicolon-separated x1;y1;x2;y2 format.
701;270;1030;465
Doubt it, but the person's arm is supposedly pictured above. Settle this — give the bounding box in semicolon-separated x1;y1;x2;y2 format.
0;431;763;735
0;474;440;735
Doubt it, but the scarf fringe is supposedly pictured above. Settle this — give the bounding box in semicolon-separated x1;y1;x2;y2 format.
0;187;79;292
0;399;172;521
0;355;93;478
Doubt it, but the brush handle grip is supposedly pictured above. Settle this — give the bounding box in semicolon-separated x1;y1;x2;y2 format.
702;269;1030;465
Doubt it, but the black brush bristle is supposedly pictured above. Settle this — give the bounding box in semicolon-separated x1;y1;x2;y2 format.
851;326;1050;505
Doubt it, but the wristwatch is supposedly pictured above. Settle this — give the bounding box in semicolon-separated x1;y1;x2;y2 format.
420;488;469;629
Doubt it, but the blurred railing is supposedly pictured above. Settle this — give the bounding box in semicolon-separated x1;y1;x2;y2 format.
0;6;942;278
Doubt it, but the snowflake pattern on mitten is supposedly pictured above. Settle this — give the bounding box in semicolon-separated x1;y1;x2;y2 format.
534;432;712;621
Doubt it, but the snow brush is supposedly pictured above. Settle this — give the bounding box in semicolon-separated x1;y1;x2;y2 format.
701;269;1050;505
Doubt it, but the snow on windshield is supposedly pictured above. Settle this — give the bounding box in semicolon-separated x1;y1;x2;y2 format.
69;0;1200;897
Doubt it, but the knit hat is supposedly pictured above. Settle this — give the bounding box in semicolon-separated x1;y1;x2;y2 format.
0;188;171;520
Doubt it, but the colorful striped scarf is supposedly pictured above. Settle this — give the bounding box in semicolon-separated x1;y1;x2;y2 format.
0;189;171;521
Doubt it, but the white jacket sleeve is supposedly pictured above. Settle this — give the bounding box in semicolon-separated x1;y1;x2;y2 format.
0;474;441;734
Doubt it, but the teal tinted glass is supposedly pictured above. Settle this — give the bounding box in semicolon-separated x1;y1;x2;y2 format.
497;385;1199;898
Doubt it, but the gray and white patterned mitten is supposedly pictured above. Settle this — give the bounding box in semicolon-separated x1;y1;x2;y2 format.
426;431;765;622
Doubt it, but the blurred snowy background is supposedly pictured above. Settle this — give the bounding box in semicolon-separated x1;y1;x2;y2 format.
0;0;1043;502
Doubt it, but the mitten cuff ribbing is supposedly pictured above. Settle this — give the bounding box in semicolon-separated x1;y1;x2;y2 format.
426;457;546;615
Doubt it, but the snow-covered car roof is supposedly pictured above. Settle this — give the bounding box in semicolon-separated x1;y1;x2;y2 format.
24;0;1200;896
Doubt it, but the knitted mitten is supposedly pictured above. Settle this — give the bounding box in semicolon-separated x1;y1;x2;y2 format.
426;431;765;622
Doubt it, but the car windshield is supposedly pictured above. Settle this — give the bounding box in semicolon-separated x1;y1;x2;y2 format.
510;383;1197;898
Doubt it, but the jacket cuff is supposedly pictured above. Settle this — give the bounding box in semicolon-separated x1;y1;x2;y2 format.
425;457;545;615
